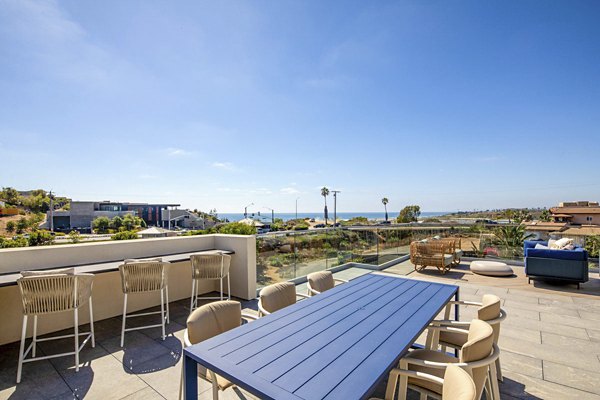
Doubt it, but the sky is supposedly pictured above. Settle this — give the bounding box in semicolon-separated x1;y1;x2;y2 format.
1;1;599;214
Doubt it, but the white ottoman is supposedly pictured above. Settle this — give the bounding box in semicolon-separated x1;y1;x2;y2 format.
470;260;514;277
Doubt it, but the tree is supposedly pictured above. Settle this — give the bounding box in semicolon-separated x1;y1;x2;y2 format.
28;230;55;246
16;217;28;234
381;198;389;222
539;209;551;222
321;187;330;226
397;205;421;223
111;216;123;230
585;236;600;258
6;221;15;233
493;225;534;256
0;187;21;205
92;216;111;233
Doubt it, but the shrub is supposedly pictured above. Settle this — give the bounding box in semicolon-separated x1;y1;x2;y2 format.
397;205;421;223
92;216;111;234
215;222;256;235
5;221;15;233
28;230;55;246
585;236;600;258
111;231;139;240
69;230;82;244
0;236;28;248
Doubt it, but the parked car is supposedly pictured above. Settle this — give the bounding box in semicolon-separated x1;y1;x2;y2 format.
314;223;326;228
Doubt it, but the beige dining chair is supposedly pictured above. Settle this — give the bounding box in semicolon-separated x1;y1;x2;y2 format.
428;294;506;384
119;259;170;347
396;319;500;400
370;364;476;400
16;269;95;383
179;300;257;399
190;253;231;311
306;271;348;296
258;281;309;316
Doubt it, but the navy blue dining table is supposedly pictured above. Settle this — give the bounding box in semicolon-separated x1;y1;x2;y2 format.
183;273;459;400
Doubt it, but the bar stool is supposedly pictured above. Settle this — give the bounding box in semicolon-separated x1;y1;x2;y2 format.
16;269;95;383
189;253;231;311
119;259;170;347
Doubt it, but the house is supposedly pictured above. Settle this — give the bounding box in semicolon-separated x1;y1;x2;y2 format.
524;221;568;241
550;201;600;225
137;226;178;238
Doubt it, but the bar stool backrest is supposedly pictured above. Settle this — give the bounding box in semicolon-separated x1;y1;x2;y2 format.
17;274;94;315
190;254;231;280
119;261;169;294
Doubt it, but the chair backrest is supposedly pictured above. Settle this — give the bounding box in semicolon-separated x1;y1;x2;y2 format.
17;273;94;315
186;300;242;380
477;294;502;343
459;319;494;400
119;261;169;293
259;282;297;314
190;254;231;280
186;300;242;345
307;271;334;294
442;365;476;400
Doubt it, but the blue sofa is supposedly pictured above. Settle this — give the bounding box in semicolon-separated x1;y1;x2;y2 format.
524;240;589;288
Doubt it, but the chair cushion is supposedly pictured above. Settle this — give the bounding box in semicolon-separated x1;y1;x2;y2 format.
454;250;463;258
406;349;457;394
259;282;297;313
460;319;494;363
21;267;75;277
442;365;476;400
443;254;454;266
439;330;468;348
308;271;334;293
187;300;241;344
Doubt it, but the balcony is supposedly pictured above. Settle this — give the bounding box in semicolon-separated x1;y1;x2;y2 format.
1;230;600;399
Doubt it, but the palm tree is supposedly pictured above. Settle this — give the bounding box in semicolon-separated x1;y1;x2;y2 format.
381;197;389;222
321;187;330;226
493;225;534;257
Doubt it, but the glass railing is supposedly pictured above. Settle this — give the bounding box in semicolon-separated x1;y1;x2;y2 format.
256;226;465;288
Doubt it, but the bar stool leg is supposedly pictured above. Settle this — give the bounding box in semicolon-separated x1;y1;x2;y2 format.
89;297;95;347
190;279;196;311
32;315;38;358
227;275;231;300
160;289;166;341
165;286;170;324
121;293;128;347
16;315;28;384
74;307;79;372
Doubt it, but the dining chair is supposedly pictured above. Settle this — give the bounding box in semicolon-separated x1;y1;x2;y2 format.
370;364;476;400
179;300;257;399
306;271;348;296
189;253;231;311
257;281;309;316
119;259;170;347
16;269;95;383
396;319;500;400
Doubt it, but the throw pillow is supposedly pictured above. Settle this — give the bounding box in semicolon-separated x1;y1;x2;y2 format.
534;244;549;249
554;238;574;250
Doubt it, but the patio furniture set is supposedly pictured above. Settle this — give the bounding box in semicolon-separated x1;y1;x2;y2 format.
409;237;463;274
14;250;508;400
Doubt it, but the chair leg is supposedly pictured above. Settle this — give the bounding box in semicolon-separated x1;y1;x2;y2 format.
190;279;196;311
227;275;231;300
220;277;223;301
495;357;503;381
160;289;166;341
489;362;501;399
210;371;219;400
165;286;170;324
398;360;408;400
74;307;79;372
89;298;95;348
121;293;128;347
32;315;37;358
16;315;28;383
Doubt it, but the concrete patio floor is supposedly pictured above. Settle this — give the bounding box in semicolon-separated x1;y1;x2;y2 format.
1;260;600;399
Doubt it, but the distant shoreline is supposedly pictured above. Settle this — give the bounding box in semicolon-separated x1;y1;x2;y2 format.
218;211;450;222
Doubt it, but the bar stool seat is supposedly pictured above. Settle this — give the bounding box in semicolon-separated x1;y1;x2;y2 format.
190;253;231;311
16;269;95;383
119;259;170;347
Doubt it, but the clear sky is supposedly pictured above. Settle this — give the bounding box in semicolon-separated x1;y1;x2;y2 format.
1;1;599;214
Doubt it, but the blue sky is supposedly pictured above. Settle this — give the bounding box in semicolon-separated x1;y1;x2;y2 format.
1;1;599;213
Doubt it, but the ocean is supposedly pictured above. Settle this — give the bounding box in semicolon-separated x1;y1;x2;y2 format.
218;211;449;222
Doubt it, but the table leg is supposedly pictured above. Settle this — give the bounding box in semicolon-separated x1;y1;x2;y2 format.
454;288;460;357
183;354;198;400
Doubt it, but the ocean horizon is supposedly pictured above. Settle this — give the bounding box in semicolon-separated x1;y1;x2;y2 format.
218;211;449;222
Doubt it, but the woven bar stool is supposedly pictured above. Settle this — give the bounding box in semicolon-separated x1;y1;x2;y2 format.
189;253;231;311
119;259;170;347
16;270;95;383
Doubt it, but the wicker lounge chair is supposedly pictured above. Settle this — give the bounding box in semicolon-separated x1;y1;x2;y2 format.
306;271;348;296
410;241;454;274
257;281;309;316
179;300;257;399
190;253;231;311
16;270;95;383
395;319;500;400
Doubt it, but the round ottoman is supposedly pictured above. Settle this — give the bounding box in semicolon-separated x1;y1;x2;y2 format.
470;260;514;277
